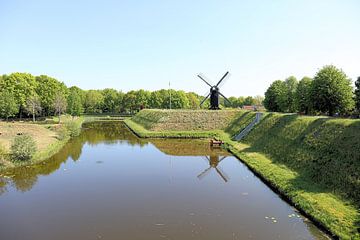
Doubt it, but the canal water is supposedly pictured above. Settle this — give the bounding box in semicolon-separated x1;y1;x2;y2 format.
0;122;329;240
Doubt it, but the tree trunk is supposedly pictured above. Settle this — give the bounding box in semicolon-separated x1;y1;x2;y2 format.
33;106;35;122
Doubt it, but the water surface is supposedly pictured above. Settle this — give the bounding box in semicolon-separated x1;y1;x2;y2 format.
0;122;329;240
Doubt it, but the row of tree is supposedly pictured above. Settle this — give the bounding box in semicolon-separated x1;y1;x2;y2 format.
264;65;360;116
0;72;261;120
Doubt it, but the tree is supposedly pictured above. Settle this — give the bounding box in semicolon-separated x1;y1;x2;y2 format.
53;92;67;122
102;88;119;113
35;75;68;115
355;76;360;112
134;90;151;109
253;95;264;106
310;65;354;116
67;88;83;117
164;90;189;109
296;77;312;114
0;73;37;118
25;95;42;122
186;92;200;109
11;135;37;161
243;96;255;106
149;91;163;109
282;76;298;112
263;80;287;112
0;90;19;120
84;90;104;113
123;91;138;112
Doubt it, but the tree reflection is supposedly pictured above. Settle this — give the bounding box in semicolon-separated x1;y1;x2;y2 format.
0;121;149;193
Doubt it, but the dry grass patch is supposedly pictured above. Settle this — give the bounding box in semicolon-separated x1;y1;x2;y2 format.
0;122;58;151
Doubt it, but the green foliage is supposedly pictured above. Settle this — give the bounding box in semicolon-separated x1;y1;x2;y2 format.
295;77;312;114
310;65;355;116
65;120;82;137
355;76;360;112
102;88;122;113
253;95;264;106
53;92;67;121
67;87;84;117
0;73;37;111
57;125;69;140
11;135;37;161
85;90;104;113
25;94;42;122
263;80;287;112
0;90;19;120
186;92;200;109
35;75;68;115
282;76;298;112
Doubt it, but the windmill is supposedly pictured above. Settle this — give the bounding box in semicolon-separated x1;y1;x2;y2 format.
197;155;229;182
198;71;231;110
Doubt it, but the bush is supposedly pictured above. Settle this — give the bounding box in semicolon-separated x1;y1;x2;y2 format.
57;125;69;140
11;135;37;161
65;120;81;137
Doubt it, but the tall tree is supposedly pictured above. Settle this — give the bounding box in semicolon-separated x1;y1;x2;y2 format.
243;96;255;106
67;88;83;117
186;92;200;109
355;76;360;112
263;80;287;112
25;95;42;122
282;76;298;112
149;91;163;109
102;88;119;113
0;90;19;120
35;75;68;115
0;73;37;118
296;77;313;114
84;90;104;113
122;91;137;112
53;92;67;122
253;95;264;106
310;65;354;116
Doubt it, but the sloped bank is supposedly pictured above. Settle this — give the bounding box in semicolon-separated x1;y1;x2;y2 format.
124;109;360;239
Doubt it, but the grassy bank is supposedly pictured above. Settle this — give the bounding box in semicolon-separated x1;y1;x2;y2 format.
0;116;85;172
125;110;360;239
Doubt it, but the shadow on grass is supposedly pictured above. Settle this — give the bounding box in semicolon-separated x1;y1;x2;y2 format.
240;114;360;206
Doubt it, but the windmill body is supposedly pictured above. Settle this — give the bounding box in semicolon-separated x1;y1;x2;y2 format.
198;71;231;110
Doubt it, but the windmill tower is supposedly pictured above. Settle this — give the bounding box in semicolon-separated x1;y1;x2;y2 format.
198;71;231;109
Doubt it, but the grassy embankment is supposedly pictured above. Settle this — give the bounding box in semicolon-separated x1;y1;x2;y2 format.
125;109;360;239
0;116;84;171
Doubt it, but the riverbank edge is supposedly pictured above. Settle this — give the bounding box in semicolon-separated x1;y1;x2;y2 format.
0;118;86;173
124;118;359;239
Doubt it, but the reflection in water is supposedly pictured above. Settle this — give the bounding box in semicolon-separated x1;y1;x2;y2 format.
198;156;229;182
0;121;229;194
0;121;329;240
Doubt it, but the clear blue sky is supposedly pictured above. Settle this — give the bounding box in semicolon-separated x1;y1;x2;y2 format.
0;0;359;97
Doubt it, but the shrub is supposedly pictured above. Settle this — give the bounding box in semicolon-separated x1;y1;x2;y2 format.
57;125;69;140
11;135;37;161
65;120;81;137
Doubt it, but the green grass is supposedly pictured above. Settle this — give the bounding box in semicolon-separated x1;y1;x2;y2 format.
131;109;246;131
125;110;360;239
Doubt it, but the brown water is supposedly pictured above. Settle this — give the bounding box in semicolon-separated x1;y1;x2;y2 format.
0;121;329;240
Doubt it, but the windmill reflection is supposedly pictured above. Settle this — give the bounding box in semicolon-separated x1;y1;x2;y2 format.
197;155;229;182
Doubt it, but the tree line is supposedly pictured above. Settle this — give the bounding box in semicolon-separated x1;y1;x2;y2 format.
0;72;262;120
264;65;360;116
